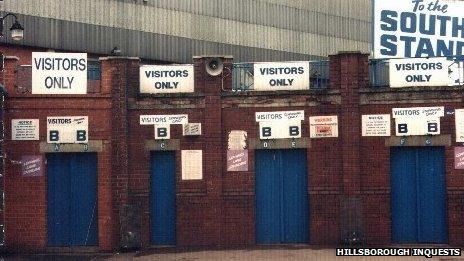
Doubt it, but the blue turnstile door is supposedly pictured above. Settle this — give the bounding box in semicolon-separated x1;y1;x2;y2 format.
150;151;176;246
255;149;309;244
390;147;447;244
47;153;98;246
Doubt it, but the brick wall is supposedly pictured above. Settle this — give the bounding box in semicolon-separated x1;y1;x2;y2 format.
2;46;464;252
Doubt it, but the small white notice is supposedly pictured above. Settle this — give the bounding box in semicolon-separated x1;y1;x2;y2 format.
255;110;305;122
181;150;202;180
456;109;464;142
47;116;88;143
309;116;338;138
32;52;87;94
183;123;202;136
389;58;451;88
140;65;194;94
228;130;247;150
140;114;188;125
362;114;391;137
253;62;310;91
12;119;39;140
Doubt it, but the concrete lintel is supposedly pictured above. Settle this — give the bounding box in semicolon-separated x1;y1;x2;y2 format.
385;135;451;147
249;138;311;150
39;140;103;153
145;139;180;151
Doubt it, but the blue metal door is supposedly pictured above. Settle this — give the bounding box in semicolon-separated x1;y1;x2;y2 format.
390;147;447;244
47;153;98;246
150;151;176;246
255;149;309;244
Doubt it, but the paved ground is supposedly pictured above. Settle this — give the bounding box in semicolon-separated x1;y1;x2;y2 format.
107;249;458;261
1;247;463;261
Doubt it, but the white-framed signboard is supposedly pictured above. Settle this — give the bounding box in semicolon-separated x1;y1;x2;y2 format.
140;65;194;94
32;52;87;94
253;62;310;91
47;116;88;143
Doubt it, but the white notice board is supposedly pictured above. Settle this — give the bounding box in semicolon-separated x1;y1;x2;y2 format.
181;150;202;180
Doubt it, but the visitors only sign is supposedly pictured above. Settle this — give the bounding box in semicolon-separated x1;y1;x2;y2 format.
389;57;451;87
253;62;309;91
373;0;464;58
32;52;87;94
140;65;194;93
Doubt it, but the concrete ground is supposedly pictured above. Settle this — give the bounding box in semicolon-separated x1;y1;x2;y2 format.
107;249;425;261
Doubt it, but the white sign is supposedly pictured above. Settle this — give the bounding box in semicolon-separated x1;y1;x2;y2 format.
140;114;188;125
395;118;440;136
392;107;444;118
140;65;194;94
181;150;202;180
228;130;247;150
255;110;305;122
456;109;464;142
362;114;391;137
183;123;202;136
253;62;310;91
389;58;451;87
309;116;338;138
259;121;301;140
155;124;170;140
47;116;88;143
32;52;87;94
373;0;464;58
392;107;444;136
12;119;39;140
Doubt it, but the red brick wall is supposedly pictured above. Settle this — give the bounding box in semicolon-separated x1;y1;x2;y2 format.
2;46;464;252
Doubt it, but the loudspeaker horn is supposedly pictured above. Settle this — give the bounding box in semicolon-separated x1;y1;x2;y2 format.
205;57;224;76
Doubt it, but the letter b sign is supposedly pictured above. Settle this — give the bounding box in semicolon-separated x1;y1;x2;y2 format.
289;125;300;138
155;125;170;140
77;130;87;142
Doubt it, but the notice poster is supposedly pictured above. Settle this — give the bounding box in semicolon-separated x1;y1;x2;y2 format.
227;150;248;172
181;150;202;180
12;119;39;140
21;155;43;177
362;114;391;137
456;109;464;142
228;130;247;150
455;147;464;170
309;116;338;138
